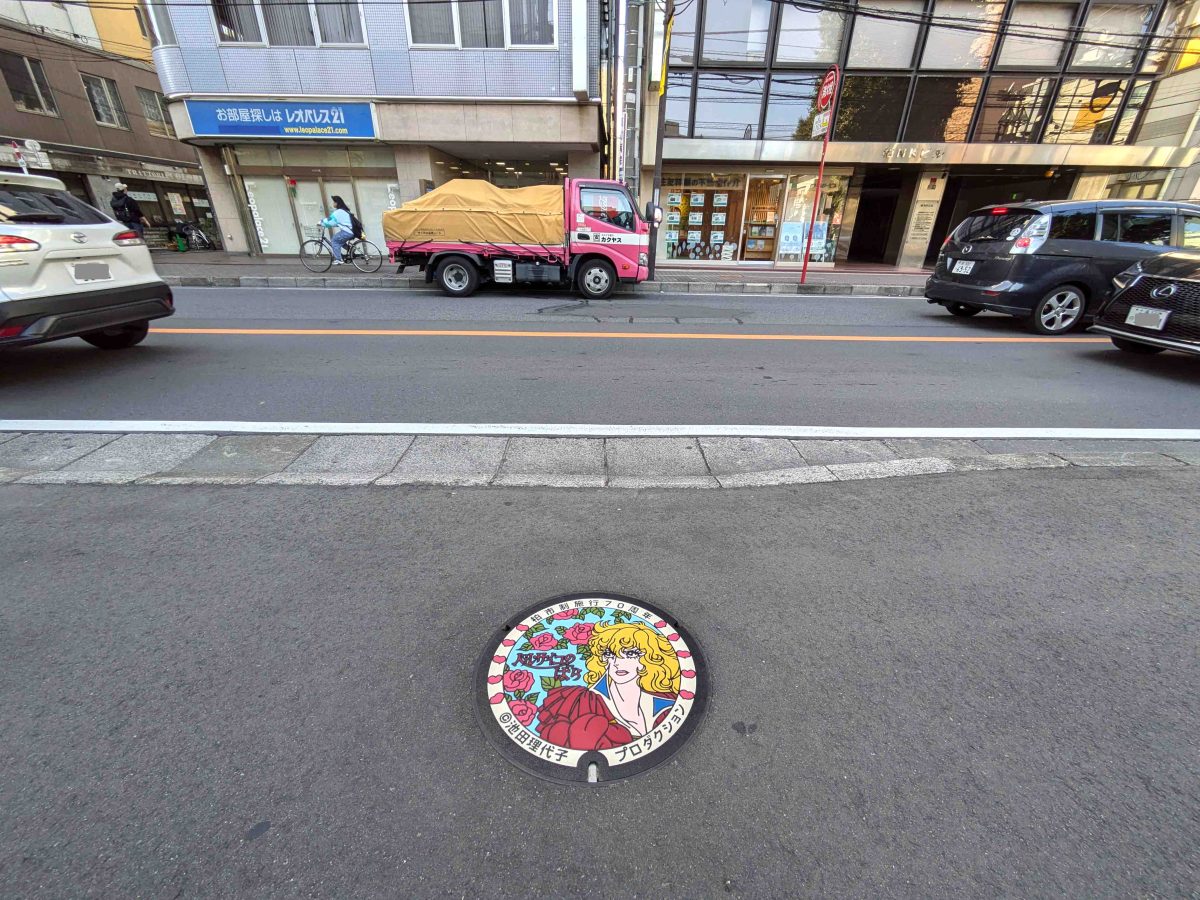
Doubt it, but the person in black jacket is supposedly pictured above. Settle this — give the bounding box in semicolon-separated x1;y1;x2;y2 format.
110;183;149;238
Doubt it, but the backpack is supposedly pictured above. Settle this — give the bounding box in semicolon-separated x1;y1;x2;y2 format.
110;194;133;224
349;212;364;239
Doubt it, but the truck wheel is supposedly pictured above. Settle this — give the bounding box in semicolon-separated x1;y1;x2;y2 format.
577;258;616;300
80;320;150;350
436;257;479;297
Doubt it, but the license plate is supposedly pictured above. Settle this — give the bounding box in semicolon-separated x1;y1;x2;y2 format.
952;259;974;275
1125;304;1171;331
71;262;112;284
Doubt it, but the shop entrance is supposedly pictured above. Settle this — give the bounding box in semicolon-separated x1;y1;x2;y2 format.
847;170;916;265
740;176;785;262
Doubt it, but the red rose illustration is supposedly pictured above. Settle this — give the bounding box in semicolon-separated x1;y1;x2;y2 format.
503;668;534;693
507;699;538;727
564;622;595;645
529;632;558;651
552;610;579;620
536;686;634;750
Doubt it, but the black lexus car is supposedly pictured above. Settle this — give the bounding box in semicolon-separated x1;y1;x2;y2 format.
1091;252;1200;356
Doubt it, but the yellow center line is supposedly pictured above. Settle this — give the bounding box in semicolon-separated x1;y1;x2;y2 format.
151;327;1107;344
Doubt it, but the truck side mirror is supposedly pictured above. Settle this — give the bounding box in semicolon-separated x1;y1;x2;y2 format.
646;203;663;226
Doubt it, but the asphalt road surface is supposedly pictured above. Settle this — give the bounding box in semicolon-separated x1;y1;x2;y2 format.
3;467;1198;897
1;288;1198;426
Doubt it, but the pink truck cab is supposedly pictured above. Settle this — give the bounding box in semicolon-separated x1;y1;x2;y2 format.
385;178;661;300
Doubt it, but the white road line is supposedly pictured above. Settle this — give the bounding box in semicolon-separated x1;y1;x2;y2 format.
2;421;1199;440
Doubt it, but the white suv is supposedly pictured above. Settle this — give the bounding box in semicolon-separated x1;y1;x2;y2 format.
0;171;173;349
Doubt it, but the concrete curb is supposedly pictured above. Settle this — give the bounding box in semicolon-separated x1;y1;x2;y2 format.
0;434;1196;490
158;274;927;297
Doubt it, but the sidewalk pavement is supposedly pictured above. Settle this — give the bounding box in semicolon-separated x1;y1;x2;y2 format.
2;432;1196;488
150;251;931;296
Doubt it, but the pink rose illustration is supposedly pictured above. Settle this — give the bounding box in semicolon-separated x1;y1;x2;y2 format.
489;693;504;704
516;624;529;632
681;669;696;679
553;610;579;620
503;669;534;693
679;690;695;700
564;622;595;645
487;675;502;684
529;632;558;651
508;698;538;727
677;650;692;659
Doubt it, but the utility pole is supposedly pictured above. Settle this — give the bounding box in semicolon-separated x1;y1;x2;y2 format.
647;0;674;281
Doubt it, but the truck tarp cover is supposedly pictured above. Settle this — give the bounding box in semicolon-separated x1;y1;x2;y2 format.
382;179;564;246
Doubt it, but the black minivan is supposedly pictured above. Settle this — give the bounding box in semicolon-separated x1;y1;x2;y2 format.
925;200;1200;334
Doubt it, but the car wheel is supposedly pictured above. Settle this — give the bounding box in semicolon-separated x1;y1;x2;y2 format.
1028;286;1086;334
436;257;479;297
945;302;981;318
80;320;150;350
577;258;616;300
1111;336;1166;354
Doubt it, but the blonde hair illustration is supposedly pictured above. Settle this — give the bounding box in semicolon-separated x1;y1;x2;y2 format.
584;621;681;694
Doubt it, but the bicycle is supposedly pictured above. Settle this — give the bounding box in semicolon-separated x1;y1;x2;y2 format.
299;226;383;273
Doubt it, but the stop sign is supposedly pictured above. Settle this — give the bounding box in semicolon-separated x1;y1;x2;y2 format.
818;68;839;110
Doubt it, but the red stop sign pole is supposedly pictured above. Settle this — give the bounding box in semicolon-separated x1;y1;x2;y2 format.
801;65;840;285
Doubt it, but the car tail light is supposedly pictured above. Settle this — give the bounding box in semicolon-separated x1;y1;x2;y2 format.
1011;214;1050;255
990;207;1009;215
0;325;24;337
113;230;145;247
0;234;40;253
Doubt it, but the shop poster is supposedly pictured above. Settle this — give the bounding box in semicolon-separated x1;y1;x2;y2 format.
712;213;726;226
689;193;705;206
666;211;681;224
667;192;682;205
713;194;728;207
686;230;703;242
688;212;704;225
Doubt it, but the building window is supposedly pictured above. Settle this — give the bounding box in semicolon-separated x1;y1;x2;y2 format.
973;75;1055;142
904;77;983;141
701;0;772;63
144;0;178;45
775;4;844;64
920;0;1004;69
835;75;908;141
693;72;765;139
1042;77;1126;143
406;0;554;48
81;73;129;129
0;52;58;116
664;71;693;137
998;3;1074;68
763;73;821;140
212;0;262;41
315;0;364;43
847;0;922;69
212;0;363;45
137;87;175;137
262;0;315;45
669;0;698;64
1071;4;1153;69
1112;78;1153;143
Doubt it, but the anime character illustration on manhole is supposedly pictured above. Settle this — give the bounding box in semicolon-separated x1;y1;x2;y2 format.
484;596;702;776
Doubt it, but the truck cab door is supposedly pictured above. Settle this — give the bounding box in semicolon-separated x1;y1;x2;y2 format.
571;184;649;281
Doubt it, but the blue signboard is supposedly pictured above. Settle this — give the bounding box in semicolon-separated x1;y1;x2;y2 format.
185;100;375;139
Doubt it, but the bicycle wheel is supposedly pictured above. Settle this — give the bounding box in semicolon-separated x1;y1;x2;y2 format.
352;240;383;273
299;239;333;273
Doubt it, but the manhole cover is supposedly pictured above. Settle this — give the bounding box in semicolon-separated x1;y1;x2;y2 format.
475;592;708;783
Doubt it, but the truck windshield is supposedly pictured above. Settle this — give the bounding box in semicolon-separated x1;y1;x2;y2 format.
581;187;636;231
952;209;1037;243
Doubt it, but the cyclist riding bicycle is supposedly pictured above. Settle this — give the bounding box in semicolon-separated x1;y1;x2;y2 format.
320;196;357;265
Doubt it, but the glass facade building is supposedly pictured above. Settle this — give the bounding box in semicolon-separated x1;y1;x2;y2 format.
650;0;1200;268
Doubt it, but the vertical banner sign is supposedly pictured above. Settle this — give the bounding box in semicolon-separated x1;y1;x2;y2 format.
802;66;840;285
